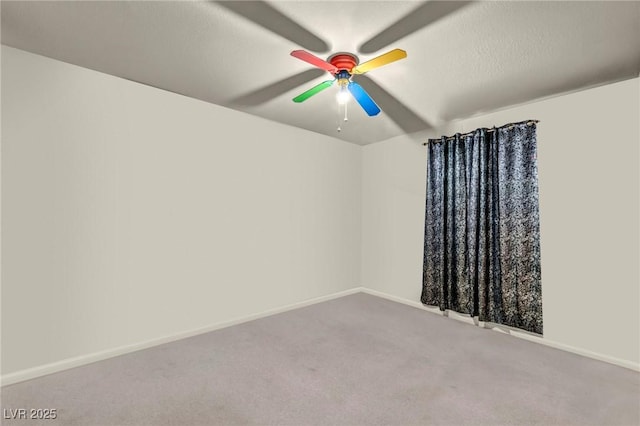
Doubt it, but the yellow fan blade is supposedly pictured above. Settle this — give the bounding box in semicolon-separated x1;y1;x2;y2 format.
351;49;407;75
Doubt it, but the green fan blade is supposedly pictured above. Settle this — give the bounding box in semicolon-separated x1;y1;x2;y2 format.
293;80;335;103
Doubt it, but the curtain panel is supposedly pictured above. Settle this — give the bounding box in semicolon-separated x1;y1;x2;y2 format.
422;121;542;334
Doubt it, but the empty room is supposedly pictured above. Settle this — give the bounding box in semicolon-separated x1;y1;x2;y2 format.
1;1;639;425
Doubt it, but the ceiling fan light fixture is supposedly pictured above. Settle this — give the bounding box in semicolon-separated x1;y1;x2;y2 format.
336;72;351;105
337;87;350;105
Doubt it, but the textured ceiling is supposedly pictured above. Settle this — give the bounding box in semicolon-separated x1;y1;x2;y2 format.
2;1;639;145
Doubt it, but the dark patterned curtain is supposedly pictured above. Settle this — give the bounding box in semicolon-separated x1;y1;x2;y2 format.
422;121;542;334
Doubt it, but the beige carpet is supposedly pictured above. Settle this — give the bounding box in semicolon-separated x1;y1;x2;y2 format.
1;293;639;425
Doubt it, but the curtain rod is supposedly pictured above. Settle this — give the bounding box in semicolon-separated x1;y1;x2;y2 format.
422;120;540;146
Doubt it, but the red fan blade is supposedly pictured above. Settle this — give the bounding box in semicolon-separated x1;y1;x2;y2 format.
291;50;338;74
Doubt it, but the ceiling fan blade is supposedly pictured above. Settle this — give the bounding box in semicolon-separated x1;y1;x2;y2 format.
214;1;329;52
358;1;474;54
348;81;381;116
293;80;335;103
350;49;407;75
291;50;338;74
354;75;432;133
230;69;325;106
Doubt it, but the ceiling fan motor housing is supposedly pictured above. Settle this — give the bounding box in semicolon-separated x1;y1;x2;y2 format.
328;53;358;73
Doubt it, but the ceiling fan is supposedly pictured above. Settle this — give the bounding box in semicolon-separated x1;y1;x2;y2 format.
220;0;473;133
289;49;407;116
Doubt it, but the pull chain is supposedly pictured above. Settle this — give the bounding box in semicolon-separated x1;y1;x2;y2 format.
337;101;348;132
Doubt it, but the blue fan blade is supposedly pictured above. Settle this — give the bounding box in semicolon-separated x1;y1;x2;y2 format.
348;81;381;116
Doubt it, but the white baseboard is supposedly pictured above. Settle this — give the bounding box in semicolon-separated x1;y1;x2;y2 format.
1;287;364;387
361;288;640;372
4;286;637;386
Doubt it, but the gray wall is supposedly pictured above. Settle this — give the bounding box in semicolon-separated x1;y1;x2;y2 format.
1;46;362;377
